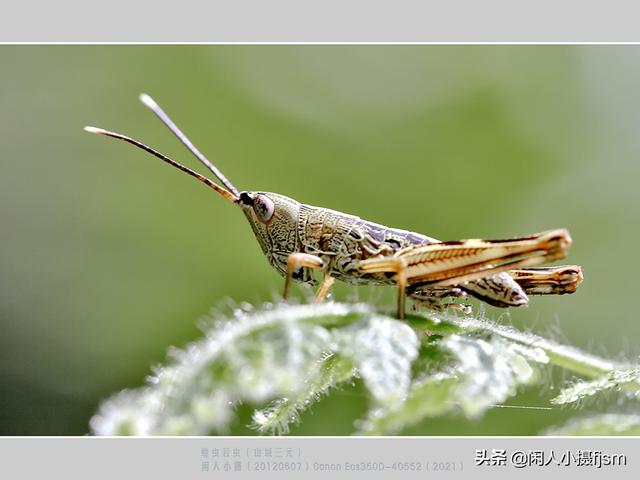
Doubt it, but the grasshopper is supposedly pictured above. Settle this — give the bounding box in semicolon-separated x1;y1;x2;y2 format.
85;94;583;320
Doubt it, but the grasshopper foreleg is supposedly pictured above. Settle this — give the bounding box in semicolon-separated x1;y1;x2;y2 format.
283;253;324;300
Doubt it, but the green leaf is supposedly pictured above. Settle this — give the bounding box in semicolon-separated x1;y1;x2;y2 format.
333;316;419;405
357;373;458;435
551;368;640;405
91;303;367;435
89;301;638;436
545;414;640;435
251;353;356;435
443;335;545;418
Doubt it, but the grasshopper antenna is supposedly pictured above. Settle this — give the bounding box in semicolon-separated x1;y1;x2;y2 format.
139;93;240;199
84;126;238;204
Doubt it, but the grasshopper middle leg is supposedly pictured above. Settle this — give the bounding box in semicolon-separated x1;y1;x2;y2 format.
408;285;472;314
314;274;335;302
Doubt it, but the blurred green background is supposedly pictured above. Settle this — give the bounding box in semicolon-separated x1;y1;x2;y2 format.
1;46;639;435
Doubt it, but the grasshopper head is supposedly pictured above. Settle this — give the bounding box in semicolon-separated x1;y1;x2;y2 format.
237;191;301;264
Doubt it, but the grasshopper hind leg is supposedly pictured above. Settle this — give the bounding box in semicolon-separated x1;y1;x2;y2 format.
400;270;529;318
357;228;576;319
509;265;583;295
407;273;529;312
461;273;529;308
409;265;583;313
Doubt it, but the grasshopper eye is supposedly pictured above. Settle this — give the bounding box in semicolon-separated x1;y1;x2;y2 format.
253;194;274;223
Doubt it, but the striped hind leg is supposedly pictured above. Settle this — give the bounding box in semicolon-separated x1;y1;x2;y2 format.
509;265;583;295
